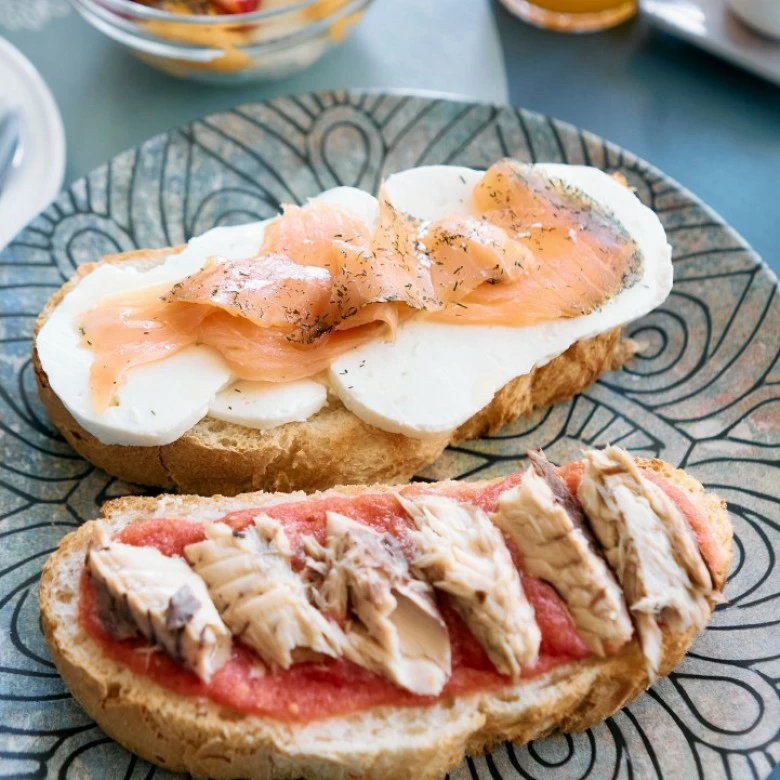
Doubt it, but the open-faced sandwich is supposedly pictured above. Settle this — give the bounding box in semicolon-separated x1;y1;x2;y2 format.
40;446;731;780
34;160;673;494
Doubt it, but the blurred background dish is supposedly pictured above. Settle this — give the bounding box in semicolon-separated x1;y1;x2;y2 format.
642;0;780;85
0;107;20;195
727;0;780;39
0;37;65;252
500;0;637;32
70;0;373;83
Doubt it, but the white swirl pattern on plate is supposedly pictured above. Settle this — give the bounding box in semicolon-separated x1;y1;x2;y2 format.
0;91;778;779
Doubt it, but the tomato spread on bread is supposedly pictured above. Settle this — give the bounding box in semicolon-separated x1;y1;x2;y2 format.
78;447;721;723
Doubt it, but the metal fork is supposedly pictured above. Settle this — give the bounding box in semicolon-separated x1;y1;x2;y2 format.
0;106;21;197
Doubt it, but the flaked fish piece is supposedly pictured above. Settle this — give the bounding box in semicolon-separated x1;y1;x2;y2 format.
399;494;540;677
577;446;714;679
303;512;451;695
184;516;344;669
493;451;633;657
86;525;231;682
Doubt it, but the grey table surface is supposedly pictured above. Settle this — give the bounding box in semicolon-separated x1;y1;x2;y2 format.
0;0;509;184
493;1;779;276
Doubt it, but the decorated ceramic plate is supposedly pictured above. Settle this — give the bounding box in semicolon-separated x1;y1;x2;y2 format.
1;92;778;779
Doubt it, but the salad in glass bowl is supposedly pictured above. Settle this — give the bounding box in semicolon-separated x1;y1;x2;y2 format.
71;0;373;83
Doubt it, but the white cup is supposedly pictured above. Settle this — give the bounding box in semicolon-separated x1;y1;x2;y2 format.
728;0;780;39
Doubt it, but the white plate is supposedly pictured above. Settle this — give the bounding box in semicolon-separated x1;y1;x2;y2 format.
0;37;65;251
642;0;780;86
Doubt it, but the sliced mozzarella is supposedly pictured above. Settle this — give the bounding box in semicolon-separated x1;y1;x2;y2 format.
176;220;272;269
313;185;379;230
328;164;672;437
36;187;376;446
382;166;478;220
208;379;328;431
36;219;271;446
38;268;234;446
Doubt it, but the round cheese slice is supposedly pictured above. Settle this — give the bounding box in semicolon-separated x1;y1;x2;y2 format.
36;188;377;446
209;379;328;431
327;164;672;438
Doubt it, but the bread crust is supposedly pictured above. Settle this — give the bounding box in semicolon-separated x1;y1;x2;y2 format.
39;458;732;779
33;249;634;495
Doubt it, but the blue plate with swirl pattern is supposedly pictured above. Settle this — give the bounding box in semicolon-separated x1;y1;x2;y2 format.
1;91;778;779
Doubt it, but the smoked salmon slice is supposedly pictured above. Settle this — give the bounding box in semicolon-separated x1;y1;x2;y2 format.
168;253;333;337
265;200;432;313
78;161;643;413
426;160;642;326
80;292;209;413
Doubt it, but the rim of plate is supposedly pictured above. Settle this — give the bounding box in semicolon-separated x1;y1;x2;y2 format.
0;38;66;252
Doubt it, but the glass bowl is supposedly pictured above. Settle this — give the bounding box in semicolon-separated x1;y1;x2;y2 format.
69;0;373;83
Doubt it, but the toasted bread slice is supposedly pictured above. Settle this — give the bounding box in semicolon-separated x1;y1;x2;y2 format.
39;456;731;780
33;248;634;496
